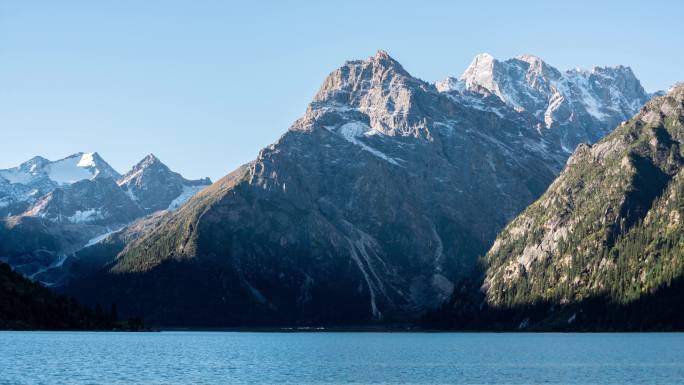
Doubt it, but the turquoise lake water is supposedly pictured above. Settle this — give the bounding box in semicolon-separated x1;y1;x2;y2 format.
1;332;683;384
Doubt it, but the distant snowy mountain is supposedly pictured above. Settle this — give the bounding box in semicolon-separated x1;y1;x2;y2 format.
436;53;654;152
117;154;211;213
0;152;119;186
0;152;210;284
0;152;120;217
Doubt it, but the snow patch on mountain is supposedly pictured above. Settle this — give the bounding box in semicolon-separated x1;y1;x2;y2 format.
116;169;143;187
327;122;401;166
76;152;97;168
67;208;104;223
47;155;97;185
0;169;34;184
562;70;607;120
435;77;465;93
167;185;207;210
442;91;506;118
123;188;138;202
0;152;116;188
84;227;124;248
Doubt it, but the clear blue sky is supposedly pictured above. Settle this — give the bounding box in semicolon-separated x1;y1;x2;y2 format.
1;0;682;181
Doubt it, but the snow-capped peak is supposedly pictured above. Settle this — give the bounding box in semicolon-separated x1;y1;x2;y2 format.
0;152;120;187
76;152;97;168
461;53;498;93
436;53;652;150
47;153;98;184
116;154;211;212
116;154;166;187
470;52;496;64
141;153;160;163
133;154;162;171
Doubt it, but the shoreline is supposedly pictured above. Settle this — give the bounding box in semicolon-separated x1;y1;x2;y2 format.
3;326;683;333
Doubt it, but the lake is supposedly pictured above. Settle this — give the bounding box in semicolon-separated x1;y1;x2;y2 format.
1;332;683;384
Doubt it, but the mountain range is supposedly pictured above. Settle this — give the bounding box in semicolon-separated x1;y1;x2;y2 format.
56;51;660;327
0;152;211;285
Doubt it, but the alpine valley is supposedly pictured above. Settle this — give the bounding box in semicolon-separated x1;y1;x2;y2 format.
34;50;669;329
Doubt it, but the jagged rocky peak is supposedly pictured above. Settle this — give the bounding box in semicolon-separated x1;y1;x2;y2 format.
438;53;559;94
368;49;401;66
457;52;650;114
136;153;163;168
117;154;158;186
436;52;654;151
460;53;561;110
305;50;436;139
460;53;499;92
313;49;410;102
576;64;652;107
117;153;211;213
119;153;210;187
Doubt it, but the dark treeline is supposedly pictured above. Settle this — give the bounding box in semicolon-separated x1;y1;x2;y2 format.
420;272;684;331
0;263;144;330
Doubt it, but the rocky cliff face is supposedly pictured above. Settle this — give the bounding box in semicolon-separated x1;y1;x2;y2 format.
64;51;654;327
483;84;684;313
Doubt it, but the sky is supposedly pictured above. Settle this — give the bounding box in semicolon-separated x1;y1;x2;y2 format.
1;0;683;181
